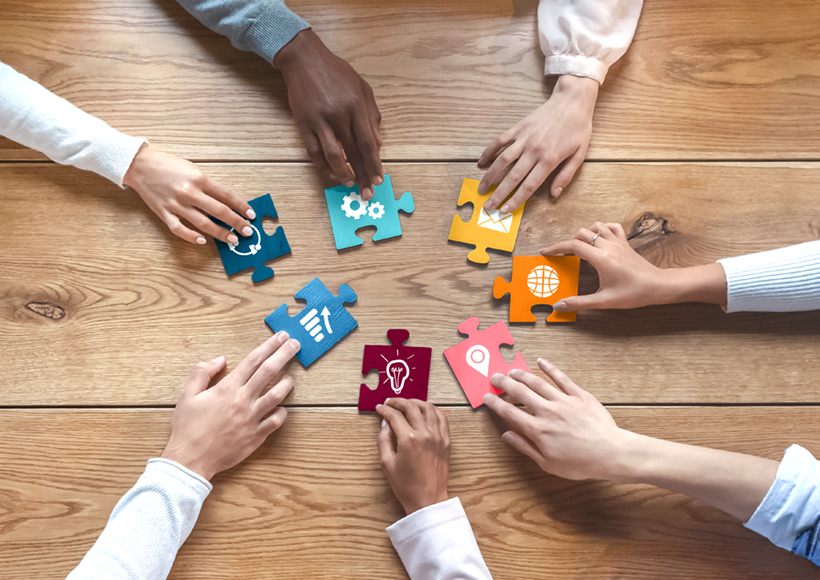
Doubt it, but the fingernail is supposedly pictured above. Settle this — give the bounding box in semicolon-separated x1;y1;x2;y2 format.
242;226;253;236
280;331;289;340
537;357;546;364
372;175;383;186
288;339;300;350
509;368;519;377
501;431;513;443
381;419;387;428
345;180;355;188
500;205;509;214
554;301;567;311
554;187;563;197
483;200;494;210
246;209;256;220
196;237;207;245
228;234;238;244
211;355;225;364
362;187;371;198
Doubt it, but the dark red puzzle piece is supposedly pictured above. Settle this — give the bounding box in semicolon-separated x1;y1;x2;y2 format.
358;329;432;411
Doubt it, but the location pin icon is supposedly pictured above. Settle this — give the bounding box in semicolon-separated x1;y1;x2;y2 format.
466;345;490;377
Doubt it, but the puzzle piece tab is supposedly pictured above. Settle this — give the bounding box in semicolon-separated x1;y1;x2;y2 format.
359;329;432;411
324;174;415;250
264;278;358;367
443;317;530;408
213;194;291;283
448;178;525;264
493;255;580;323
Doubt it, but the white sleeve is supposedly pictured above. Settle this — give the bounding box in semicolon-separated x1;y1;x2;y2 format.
745;445;820;550
66;458;212;580
0;61;146;187
386;498;493;580
538;0;644;83
717;240;820;313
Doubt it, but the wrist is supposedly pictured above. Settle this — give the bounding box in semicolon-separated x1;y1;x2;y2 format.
553;75;600;104
161;445;216;481
122;142;150;189
602;429;662;484
657;264;728;307
401;490;449;515
273;28;323;73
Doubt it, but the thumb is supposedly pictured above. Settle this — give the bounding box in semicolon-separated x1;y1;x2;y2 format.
553;291;611;312
377;419;396;462
183;356;226;398
501;430;543;464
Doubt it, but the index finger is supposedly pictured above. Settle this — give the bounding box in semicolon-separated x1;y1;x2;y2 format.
244;338;301;398
540;239;601;264
490;372;549;411
384;398;426;430
204;177;255;221
376;403;413;440
353;114;383;188
483;392;538;435
229;332;289;386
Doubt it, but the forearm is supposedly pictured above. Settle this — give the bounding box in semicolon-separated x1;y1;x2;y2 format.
175;0;309;63
66;459;211;580
654;263;728;307
0;61;145;186
607;430;778;522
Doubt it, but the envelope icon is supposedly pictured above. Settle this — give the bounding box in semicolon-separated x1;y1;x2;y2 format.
477;207;514;233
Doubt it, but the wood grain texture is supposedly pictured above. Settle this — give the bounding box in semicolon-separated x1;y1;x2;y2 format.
1;407;818;579
1;0;819;161
1;162;819;406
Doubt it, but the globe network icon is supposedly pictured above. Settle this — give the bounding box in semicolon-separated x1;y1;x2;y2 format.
526;265;560;298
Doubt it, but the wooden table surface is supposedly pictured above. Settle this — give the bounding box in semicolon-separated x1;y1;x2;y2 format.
1;1;820;578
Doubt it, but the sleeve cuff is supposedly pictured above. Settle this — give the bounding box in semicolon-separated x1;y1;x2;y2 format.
387;498;467;545
745;445;820;550
145;458;213;497
89;134;147;188
544;54;607;84
246;3;311;63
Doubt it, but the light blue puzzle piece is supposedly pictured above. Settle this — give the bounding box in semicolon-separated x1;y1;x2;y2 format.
324;174;415;250
264;277;358;367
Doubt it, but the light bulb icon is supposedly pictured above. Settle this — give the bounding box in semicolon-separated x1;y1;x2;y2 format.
386;358;410;394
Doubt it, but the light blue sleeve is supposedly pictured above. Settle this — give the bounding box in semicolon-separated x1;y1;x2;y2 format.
175;0;310;63
66;459;212;580
745;445;820;556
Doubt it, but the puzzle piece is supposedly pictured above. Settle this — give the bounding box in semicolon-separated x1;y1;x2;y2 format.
443;317;530;408
358;329;432;411
324;174;415;250
264;278;358;367
213;194;291;283
493;255;580;323
448;178;525;264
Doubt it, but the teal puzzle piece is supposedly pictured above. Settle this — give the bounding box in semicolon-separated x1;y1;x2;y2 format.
324;174;415;250
265;277;358;367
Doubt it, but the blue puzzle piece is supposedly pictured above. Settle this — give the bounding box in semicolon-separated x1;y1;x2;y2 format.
324;174;415;250
265;277;358;367
213;194;291;283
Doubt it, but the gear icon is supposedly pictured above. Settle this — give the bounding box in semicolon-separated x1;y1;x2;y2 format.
341;192;368;219
367;201;386;219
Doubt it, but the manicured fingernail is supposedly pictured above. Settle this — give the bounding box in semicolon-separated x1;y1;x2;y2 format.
537;358;546;364
501;431;513;444
372;175;383;186
500;205;509;213
228;234;238;244
246;209;256;220
212;355;225;364
362;187;371;198
280;331;289;340
554;187;563;197
288;339;300;350
196;237;207;245
242;226;253;236
483;200;493;210
381;419;387;428
345;180;355;188
554;301;567;311
509;368;519;377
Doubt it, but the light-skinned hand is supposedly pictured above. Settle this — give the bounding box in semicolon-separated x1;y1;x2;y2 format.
542;221;728;311
376;399;451;515
123;144;255;245
483;359;626;481
274;29;383;200
161;332;300;480
477;75;599;214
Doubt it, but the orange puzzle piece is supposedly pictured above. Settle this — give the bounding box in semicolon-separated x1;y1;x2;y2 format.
448;178;525;264
493;255;580;323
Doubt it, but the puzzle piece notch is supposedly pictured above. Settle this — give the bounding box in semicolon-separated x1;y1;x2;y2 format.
213;193;291;283
264;277;358;367
448;178;525;264
493;255;580;323
443;317;530;408
324;174;415;250
358;329;432;411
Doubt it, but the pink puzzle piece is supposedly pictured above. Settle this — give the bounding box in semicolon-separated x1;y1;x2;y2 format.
444;317;530;409
359;329;432;411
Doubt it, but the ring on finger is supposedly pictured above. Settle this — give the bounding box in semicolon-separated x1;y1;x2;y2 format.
591;232;600;246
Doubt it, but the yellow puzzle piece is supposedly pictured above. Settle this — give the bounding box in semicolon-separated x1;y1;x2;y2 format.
448;178;526;264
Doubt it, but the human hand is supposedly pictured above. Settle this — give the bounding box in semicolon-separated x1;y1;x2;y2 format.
376;399;451;515
542;221;728;311
477;75;599;213
123;145;255;245
160;332;300;480
483;359;628;481
274;29;383;200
